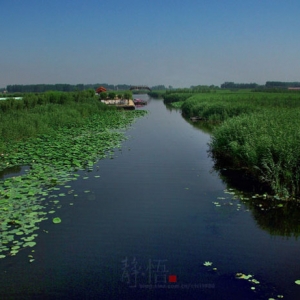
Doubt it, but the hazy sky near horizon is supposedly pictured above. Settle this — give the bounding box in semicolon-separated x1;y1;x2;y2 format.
1;0;300;88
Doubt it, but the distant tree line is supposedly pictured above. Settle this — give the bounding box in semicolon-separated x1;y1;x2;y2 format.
151;85;167;90
221;81;300;90
5;81;300;94
220;82;260;89
265;81;300;88
190;84;219;90
5;83;170;93
6;84;134;93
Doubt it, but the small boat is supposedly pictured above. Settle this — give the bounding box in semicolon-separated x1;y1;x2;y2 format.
133;98;147;105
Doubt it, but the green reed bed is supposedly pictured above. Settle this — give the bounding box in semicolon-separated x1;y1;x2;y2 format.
181;92;300;120
181;96;257;122
163;92;195;104
147;91;165;98
0;93;114;153
210;109;300;199
169;101;185;109
168;91;300;199
0;93;147;260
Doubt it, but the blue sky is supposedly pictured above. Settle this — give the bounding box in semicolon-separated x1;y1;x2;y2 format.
1;0;300;88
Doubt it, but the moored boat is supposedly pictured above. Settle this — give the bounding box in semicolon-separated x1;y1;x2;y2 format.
133;98;147;105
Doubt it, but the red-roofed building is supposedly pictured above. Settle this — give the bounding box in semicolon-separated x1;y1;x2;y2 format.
96;86;107;93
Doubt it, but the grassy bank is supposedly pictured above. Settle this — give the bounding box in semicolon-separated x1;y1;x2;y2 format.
166;90;300;200
0;91;114;153
210;108;300;198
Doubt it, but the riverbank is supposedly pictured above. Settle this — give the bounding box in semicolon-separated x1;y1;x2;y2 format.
0;90;133;153
0;92;147;260
164;90;300;200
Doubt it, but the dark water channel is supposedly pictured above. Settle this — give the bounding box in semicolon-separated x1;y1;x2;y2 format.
1;96;300;299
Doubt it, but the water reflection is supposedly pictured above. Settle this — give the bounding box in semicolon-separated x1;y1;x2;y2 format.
243;199;300;238
165;103;215;134
0;165;22;179
183;117;216;135
213;161;300;238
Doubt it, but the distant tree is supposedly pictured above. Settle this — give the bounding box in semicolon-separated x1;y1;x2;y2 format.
76;84;85;91
221;82;258;89
151;85;166;90
99;92;108;100
123;91;132;100
265;81;300;88
108;92;116;99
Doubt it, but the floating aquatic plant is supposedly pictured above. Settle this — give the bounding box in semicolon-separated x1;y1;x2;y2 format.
52;217;61;224
235;273;253;280
0;109;147;259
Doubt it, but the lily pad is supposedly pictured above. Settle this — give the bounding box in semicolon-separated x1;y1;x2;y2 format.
24;241;36;247
52;217;61;224
235;273;252;280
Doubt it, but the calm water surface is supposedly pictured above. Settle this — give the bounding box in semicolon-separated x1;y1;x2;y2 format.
1;96;300;299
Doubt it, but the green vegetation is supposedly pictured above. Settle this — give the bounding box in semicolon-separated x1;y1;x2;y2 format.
147;91;165;98
0;90;107;152
6;83;134;93
220;81;300;90
165;90;300;200
99;92;108;100
98;90;132;100
123;91;132;100
210;108;300;199
5;83;168;94
169;101;184;109
163;92;195;104
108;92;117;99
0;91;147;259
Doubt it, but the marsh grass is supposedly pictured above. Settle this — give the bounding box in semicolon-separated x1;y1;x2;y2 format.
169;101;184;109
167;90;300;199
147;91;165;98
209;106;300;199
163;93;195;104
0;92;115;152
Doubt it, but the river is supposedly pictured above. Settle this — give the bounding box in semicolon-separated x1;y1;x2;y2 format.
1;95;300;299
